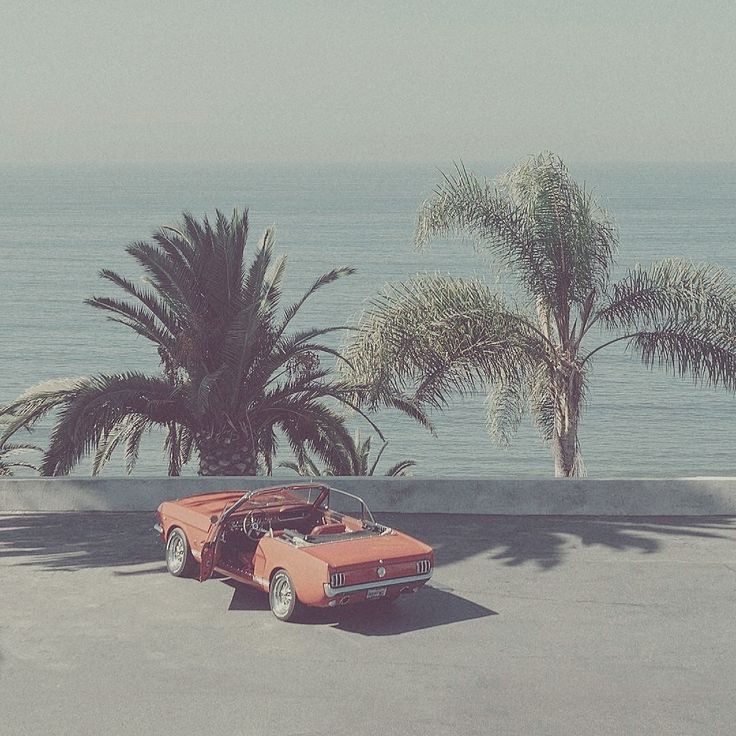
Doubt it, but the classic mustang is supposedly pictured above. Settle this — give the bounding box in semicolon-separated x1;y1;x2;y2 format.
154;483;434;621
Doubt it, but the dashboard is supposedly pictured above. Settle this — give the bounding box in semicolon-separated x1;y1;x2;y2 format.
226;505;318;535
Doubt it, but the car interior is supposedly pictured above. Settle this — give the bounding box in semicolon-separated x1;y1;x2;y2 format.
217;501;385;573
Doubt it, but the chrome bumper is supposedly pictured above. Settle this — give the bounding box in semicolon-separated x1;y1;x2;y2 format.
153;523;163;535
323;571;432;598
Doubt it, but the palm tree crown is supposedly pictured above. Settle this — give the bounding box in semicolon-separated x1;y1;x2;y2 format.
1;208;363;476
344;153;736;476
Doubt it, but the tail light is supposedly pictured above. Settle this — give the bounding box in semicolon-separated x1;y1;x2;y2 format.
330;572;346;588
416;559;431;574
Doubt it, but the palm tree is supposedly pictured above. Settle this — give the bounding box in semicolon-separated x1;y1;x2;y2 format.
0;208;367;476
279;430;416;477
344;153;736;476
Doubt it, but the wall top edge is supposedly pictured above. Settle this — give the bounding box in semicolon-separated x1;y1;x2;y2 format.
1;476;735;483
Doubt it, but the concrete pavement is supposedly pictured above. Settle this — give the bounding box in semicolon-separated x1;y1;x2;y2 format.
1;512;735;735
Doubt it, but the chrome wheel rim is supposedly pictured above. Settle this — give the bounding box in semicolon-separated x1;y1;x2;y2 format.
271;575;293;618
167;534;185;573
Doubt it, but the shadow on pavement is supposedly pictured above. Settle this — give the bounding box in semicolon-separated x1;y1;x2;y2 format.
223;579;270;612
1;512;734;573
0;513;161;571
222;579;495;634
113;565;168;576
327;586;497;636
380;513;736;570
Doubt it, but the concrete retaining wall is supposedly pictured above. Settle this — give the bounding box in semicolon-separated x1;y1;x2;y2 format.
1;476;736;515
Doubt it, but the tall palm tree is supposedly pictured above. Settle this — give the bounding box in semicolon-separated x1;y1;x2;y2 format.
0;208;366;476
279;430;416;477
344;153;736;476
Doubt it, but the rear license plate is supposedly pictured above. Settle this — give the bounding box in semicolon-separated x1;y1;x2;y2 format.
366;587;387;600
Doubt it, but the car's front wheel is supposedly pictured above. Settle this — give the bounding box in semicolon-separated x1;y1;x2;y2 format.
166;528;195;577
269;570;303;622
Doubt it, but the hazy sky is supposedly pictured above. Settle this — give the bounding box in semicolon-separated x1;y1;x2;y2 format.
2;0;735;164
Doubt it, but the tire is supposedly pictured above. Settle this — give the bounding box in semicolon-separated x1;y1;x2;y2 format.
269;570;303;622
166;528;195;577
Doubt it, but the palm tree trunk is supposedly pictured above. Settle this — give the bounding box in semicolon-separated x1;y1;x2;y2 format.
551;360;584;478
196;429;257;476
553;420;579;477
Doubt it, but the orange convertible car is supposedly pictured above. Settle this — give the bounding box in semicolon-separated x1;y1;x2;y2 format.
154;483;434;621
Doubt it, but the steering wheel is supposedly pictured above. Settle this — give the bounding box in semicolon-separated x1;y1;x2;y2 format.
242;512;267;540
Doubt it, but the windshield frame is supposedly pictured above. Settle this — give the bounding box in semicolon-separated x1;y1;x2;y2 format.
323;486;375;524
215;483;375;524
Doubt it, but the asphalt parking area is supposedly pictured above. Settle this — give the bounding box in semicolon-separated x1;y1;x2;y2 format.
1;512;735;736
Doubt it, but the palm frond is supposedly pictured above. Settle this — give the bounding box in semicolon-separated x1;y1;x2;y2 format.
0;442;42;476
274;266;356;341
84;295;175;352
272;403;353;476
343;274;542;410
383;459;416;477
529;363;556;442
486;377;528;448
125;240;202;320
92;414;151;476
596;260;736;332
256;328;351;389
415;154;617;315
369;390;435;435
0;377;88;445
163;422;191;477
278;457;322;477
95;269;179;334
626;322;736;391
39;373;188;476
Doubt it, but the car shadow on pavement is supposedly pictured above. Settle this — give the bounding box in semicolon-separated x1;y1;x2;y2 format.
223;579;271;612
328;586;497;636
223;578;495;634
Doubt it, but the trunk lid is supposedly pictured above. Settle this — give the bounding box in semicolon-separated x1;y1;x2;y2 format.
302;532;431;567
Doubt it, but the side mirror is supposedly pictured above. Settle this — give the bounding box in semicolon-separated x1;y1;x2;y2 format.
210;515;219;525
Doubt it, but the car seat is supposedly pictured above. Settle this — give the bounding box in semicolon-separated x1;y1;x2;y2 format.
308;522;347;536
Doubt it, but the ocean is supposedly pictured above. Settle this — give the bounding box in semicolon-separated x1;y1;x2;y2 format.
1;161;734;478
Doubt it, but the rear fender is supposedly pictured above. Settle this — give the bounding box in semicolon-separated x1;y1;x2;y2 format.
254;536;328;605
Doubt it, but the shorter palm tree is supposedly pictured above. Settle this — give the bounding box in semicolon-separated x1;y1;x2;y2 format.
279;430;416;477
0;208;368;476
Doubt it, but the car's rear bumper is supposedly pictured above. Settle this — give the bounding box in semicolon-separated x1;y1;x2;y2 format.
323;571;432;598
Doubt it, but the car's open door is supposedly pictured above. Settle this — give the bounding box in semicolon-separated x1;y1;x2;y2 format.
198;516;224;582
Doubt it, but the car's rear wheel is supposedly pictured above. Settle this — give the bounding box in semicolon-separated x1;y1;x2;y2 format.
166;528;195;577
269;570;303;622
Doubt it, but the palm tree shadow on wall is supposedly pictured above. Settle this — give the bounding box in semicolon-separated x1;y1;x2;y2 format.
0;507;734;574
